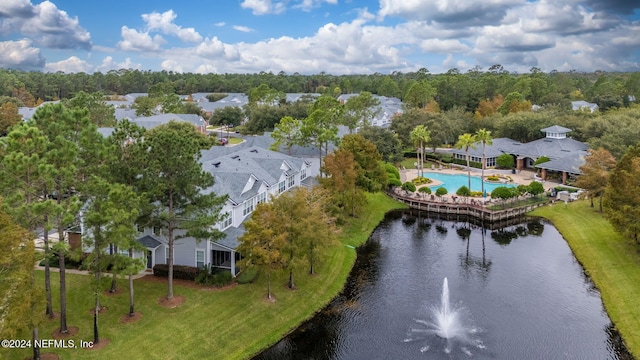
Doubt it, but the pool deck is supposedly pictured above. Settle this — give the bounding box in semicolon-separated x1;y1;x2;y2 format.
393;166;559;221
400;166;561;194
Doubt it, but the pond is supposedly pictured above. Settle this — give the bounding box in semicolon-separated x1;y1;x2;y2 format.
254;211;632;360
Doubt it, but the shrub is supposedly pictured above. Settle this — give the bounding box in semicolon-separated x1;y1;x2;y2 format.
194;264;234;286
528;181;545;196
153;264;199;281
486;175;500;181
411;176;432;185
211;270;233;287
40;252;88;269
496;154;515;169
470;191;483;197
435;187;448;197
456;186;471;196
383;163;400;180
418;186;432;195
401;182;416;192
491;186;517;200
388;177;402;187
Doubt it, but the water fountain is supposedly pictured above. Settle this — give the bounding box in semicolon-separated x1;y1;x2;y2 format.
433;278;461;339
406;277;484;355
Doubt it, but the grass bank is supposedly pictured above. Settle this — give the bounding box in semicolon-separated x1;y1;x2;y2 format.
8;193;405;360
530;199;640;358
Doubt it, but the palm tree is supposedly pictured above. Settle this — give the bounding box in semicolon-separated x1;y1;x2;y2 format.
455;133;477;191
475;129;493;197
410;125;431;178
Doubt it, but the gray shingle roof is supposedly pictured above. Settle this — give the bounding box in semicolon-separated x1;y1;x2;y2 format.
536;151;588;174
200;145;309;204
137;234;162;248
540;125;571;134
516;137;588;159
217;222;246;250
132;113;206;129
448;131;588;162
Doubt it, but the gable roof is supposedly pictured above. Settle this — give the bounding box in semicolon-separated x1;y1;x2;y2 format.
217;222;246;250
137;234;162;249
200;145;309;204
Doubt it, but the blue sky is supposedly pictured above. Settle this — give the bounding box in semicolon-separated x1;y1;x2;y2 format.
1;0;639;74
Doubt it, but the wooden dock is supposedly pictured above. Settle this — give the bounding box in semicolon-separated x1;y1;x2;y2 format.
387;191;547;222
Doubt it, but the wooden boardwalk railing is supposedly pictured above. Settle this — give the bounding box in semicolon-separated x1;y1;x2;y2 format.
386;190;547;222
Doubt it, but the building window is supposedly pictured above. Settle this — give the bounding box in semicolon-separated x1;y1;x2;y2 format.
257;192;266;204
278;180;286;194
196;249;205;269
288;175;295;188
300;167;306;180
136;223;144;233
165;247;170;264
153;226;161;236
243;198;255;216
220;211;232;229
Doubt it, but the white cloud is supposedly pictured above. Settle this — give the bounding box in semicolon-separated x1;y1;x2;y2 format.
117;26;165;52
0;0;35;20
95;56;142;72
0;0;91;49
233;25;254;33
294;0;338;12
420;39;470;53
44;56;92;73
214;22;226;27
240;0;286;15
0;39;45;69
141;10;202;43
161;59;183;73
476;23;555;52
195;37;239;59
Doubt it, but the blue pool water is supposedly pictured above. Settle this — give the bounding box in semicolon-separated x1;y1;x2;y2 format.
420;171;515;194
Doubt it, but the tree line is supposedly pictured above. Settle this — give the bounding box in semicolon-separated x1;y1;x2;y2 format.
1;68;639;111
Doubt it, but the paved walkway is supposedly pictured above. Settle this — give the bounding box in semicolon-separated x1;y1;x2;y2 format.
35;265;150;279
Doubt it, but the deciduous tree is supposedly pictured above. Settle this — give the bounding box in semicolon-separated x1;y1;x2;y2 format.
339;134;388;192
0;101;22;136
321;149;366;218
603;144;640;243
0;202;43;358
575;148;616;211
237;203;288;300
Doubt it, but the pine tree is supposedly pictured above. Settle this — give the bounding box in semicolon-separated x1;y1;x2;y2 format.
142;121;226;300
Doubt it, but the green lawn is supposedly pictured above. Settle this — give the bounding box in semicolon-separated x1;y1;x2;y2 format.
530;199;640;359
8;193;406;360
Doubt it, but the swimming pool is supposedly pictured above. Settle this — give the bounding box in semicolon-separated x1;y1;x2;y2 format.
421;171;515;194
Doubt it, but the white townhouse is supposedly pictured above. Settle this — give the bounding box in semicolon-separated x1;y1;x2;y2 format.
132;145;312;276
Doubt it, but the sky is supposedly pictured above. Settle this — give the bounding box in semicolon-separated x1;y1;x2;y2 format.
1;0;639;75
